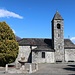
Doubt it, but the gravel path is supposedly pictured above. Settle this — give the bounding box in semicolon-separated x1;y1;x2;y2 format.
0;63;75;75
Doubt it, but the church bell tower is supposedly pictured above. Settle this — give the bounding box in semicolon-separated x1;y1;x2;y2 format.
52;11;64;62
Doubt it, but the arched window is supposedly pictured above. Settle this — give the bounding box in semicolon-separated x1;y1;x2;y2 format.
57;24;61;29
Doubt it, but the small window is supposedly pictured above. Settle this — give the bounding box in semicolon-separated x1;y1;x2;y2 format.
58;45;60;49
57;24;61;29
58;34;60;37
42;52;45;58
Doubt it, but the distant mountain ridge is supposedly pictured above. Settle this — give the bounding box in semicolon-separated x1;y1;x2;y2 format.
16;36;21;41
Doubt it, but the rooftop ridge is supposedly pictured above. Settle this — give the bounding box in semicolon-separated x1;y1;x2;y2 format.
52;11;63;20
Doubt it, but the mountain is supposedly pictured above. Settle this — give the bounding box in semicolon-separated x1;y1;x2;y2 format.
16;36;21;41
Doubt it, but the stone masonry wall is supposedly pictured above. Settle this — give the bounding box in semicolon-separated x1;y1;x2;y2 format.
15;46;31;63
65;49;75;62
52;20;64;62
32;51;55;63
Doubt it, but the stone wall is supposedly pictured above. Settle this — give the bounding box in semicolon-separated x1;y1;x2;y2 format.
15;46;31;63
52;19;64;62
32;51;55;63
65;49;75;62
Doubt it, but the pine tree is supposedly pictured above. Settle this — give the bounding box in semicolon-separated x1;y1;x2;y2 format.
0;22;19;66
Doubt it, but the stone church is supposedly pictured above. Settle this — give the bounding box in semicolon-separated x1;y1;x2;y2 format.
16;11;75;63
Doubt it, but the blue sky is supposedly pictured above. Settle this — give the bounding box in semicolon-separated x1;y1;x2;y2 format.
0;0;75;43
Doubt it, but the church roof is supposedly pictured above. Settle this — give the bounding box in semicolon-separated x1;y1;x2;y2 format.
18;38;52;46
18;38;75;49
64;39;75;49
52;11;63;20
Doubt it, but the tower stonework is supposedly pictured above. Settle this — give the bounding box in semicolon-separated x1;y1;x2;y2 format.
52;11;64;62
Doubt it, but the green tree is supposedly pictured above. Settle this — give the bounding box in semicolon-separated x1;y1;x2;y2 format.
0;22;19;66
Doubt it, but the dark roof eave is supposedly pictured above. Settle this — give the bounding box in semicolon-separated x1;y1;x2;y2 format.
32;49;55;52
64;47;75;49
19;44;47;46
53;19;64;20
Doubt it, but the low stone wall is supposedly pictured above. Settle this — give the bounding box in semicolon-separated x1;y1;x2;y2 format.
5;63;38;73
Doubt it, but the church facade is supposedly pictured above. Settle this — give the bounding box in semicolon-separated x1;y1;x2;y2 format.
16;12;75;63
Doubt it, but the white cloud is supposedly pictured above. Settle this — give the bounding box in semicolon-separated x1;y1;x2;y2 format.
70;37;75;44
0;9;23;19
12;29;16;34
